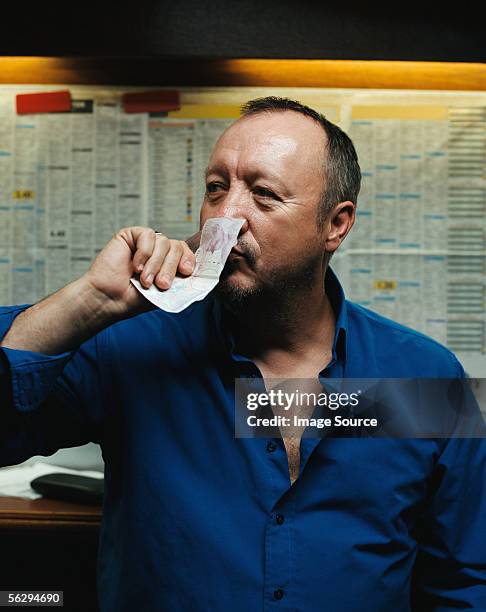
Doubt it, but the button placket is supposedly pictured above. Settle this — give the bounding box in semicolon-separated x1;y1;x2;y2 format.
262;438;295;609
264;499;292;609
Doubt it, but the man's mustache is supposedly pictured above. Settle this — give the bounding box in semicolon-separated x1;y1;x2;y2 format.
231;241;257;264
185;230;256;264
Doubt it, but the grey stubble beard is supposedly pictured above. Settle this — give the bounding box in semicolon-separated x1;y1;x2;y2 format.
215;249;323;328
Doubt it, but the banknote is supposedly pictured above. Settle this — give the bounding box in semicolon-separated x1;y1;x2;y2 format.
131;217;245;313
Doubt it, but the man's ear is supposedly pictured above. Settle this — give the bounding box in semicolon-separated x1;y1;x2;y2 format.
323;201;356;254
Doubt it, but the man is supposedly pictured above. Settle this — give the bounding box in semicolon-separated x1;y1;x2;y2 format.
0;97;485;611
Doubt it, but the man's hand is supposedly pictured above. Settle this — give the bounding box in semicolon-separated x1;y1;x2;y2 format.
85;227;197;319
0;227;199;355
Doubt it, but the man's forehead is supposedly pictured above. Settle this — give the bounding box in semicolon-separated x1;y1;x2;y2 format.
209;112;325;164
222;111;324;144
215;131;299;154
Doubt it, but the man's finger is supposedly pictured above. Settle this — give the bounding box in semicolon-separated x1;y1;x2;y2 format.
132;229;157;273
177;244;196;276
140;234;171;288
155;241;185;289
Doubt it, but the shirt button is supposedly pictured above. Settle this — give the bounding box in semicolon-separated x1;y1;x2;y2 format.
266;441;277;453
273;589;284;600
276;514;285;525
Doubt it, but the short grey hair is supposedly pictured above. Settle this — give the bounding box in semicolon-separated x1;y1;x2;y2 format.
240;96;361;229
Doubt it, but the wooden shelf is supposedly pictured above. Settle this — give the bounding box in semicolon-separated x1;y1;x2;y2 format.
0;57;484;90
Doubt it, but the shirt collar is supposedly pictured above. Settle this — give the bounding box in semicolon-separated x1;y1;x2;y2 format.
211;265;348;367
325;265;348;365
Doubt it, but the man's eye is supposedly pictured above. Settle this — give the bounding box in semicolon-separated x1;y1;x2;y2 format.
206;182;225;194
254;187;277;199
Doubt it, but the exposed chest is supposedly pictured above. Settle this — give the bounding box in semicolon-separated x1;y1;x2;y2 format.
256;360;332;484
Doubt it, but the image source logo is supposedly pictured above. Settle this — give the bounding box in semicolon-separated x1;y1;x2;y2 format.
234;378;486;439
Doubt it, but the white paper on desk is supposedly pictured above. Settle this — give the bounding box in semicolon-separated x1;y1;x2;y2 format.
0;462;104;500
131;217;245;313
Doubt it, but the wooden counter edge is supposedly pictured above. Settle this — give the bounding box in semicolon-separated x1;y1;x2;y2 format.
0;496;102;529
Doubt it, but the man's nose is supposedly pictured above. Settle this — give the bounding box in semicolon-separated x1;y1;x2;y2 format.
217;211;249;236
216;189;249;234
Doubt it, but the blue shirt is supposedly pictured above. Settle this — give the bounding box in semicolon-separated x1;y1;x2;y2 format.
1;268;485;611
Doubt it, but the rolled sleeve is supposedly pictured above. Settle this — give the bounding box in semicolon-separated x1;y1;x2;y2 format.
0;305;106;467
0;305;74;413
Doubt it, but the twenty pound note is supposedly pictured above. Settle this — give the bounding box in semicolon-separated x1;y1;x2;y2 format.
131;217;245;313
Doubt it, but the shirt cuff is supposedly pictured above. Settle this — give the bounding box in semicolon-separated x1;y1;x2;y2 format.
0;305;74;413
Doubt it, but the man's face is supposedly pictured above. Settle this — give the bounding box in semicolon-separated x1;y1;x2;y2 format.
200;110;328;304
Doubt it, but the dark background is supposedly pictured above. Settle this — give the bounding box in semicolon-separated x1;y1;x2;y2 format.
2;1;485;62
